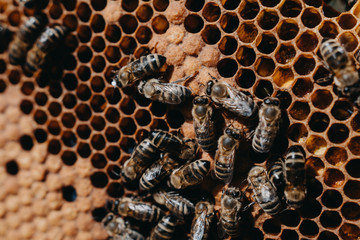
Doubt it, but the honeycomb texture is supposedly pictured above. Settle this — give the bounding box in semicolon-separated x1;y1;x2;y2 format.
0;0;359;239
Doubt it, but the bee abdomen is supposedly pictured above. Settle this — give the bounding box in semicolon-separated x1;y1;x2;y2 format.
132;54;166;78
135;139;160;162
268;159;285;191
150;215;177;240
133;204;164;222
184;159;211;183
320;39;348;70
139;164;164;191
221;218;240;237
215;162;233;181
150;130;182;154
196;132;217;153
252;129;274;153
259;196;282;215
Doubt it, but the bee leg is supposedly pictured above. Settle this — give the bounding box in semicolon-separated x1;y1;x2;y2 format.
314;75;333;85
207;73;218;82
242;202;255;212
173;74;195;84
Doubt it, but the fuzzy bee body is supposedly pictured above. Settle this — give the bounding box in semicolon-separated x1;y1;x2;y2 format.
9;14;46;64
267;157;285;193
153;191;195;218
284;146;306;208
206;80;258;119
192;96;217;153
191;197;215;240
112;54;166;88
248;166;281;215
149;215;178;240
214;127;241;183
252;97;281;153
149;130;183;154
25;25;67;72
102;213;145;240
169;159;211;189
107;198;164;222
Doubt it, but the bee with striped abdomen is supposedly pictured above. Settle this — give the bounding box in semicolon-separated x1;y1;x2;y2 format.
284;146;306;208
102;213;145;240
149;130;183;155
25;25;68;72
252;97;281;153
267;157;285;194
153;191;195;218
107;197;164;222
168;159;211;189
192;96;217;153
112;54;166;88
149;215;178;240
190;195;215;240
9;14;47;65
248;166;281;215
214;127;241;184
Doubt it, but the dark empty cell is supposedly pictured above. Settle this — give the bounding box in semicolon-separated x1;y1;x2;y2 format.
48;102;62;117
281;229;298;240
217;58;238;78
63;93;77;109
239;0;260;19
91;36;105;52
260;0;280;7
320;211;342;229
77;46;93;63
105;146;121;161
306;156;324;177
318;231;339;240
135;129;149;142
201;25;221;44
221;0;240;9
120;118;137;135
150;101;167;117
263;219;281;235
276;90;292;109
91;153;107;169
61;0;76;10
76;84;91;101
342;202;360;220
48;120;61;136
119;14;138;34
8;10;20;26
237;22;258;43
167;110;185;128
321;189;343;209
91;56;106;73
63;54;77;71
327;124;349;144
90;116;106;131
107;165;121;180
311;89;333;109
133;91;151;106
340;223;360;240
91;0;106;10
344;180;360;199
255;57;275;77
338;14;357;29
294;55;316;75
218;36;237;55
277;20;299;41
257;10;279;30
90;95;107;112
307;177;323;198
346;159;360;178
34;109;47;125
76;2;92;22
313;66;332;86
6;160;18;175
119;98;135;115
339;32;358;52
48;139;61;154
135;26;152;44
349;137;360;155
0;79;6;93
220;13;239;33
64;34;79;52
120;137;136;154
105;107;120;123
150;119;169;131
308;112;329;132
120;36;137;55
92;207;108;222
90;171;108;188
184;14;204;33
236;46;255;66
325;147;347;166
134;110;151;126
153;0;169;11
63;14;78;31
9;70;20;85
91;134;106;150
63;73;78;91
279;210;300;227
49;3;62;19
256;33;277;54
90;14;105;33
75;104;92;121
319;21;339;38
300;220;319;237
49;82;63;98
202;2;220;22
76;124;91;139
352;114;360;132
61;151;77;166
280;0;302;17
105;127;121;142
107;182;124;198
299;198;322;218
136;4;153;22
61;131;77;147
62;186;77;202
105;24;121;43
122;0;138;11
0;60;5;73
34;128;47;143
236;69;256;88
105;87;122;105
77;142;91;158
289;101;310;120
254;80;273;99
324;168;345;188
91;76;105;92
296;31;318;52
21;82;34;95
185;0;204;11
151;15;169;34
301;8;321;28
292;78;313;97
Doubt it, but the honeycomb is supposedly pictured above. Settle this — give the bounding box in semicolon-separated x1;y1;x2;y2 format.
0;0;359;239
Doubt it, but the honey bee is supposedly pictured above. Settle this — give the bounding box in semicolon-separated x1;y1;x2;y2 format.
267;157;285;193
206;77;258;120
168;159;211;189
102;213;145;240
149;215;178;240
149;130;183;154
25;25;68;72
214;127;241;184
190;195;215;240
192;96;217;153
9;14;47;65
252;97;281;154
139;138;198;191
284;146;306;208
153;191;195;218
107;197;164;222
247;166;281;215
111;54;166;88
137;78;192;104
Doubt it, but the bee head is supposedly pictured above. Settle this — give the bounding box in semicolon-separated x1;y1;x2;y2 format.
225;127;241;140
117;69;131;87
193;96;209;105
105;199;117;212
102;213;114;227
208;81;227;98
264;97;280;106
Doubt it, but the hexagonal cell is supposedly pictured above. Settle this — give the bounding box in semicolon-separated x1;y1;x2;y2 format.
76;2;92;22
280;229;298;240
120;36;137;54
275;44;296;64
48;120;61;136
289;101;310;120
305;135;327;155
254;80;273;99
262;218;281;235
339;223;360;240
120;137;136;154
48;139;62;154
288;123;308;143
135;26;152;44
34;128;47;143
90;116;106;131
276;90;292;109
239;0;259;20
277;19;299;41
90;171;108;188
107;182;125;198
324;168;345;188
221;0;241;9
91;153;107;169
254;57;275;77
305;156;324;177
217;58;238;78
320;211;342;229
292;78;313;97
299;220;319;237
339;32;358;52
77;45;93;63
106;146;121;161
236;46;255;66
105;107;120;123
218;36;237;55
298;199;321;219
236;69;256;89
105;24;121;43
344;180;360;199
150;119;169;131
120;118;137;135
19;135;34;151
107;164;121;180
341;202;360;221
325;147;347;166
321;189;343;209
202;2;220;22
307;178;324;198
90;14;105;33
34;109;48;125
184;14;204;33
105;46;121;63
105;87;122;105
61;131;77;147
76;124;91;139
279;210;300;227
308;112;329;133
105;127;121;143
220;12;239;33
327;124;349;144
296;31;318;52
20;99;33;115
301;7;321;28
153;0;169;11
311;89;333;109
273;67;294;88
91;76;105;92
237;22;258;43
351;114;360;132
91;55;106;72
319;20;339;39
256;32;277;54
136;4;153;22
91;134;106;150
349;137;360;156
151;15;169;34
201;25;221;44
338;13;357;30
280;0;302;17
257;9;279;30
330;100;353;121
346;158;360;178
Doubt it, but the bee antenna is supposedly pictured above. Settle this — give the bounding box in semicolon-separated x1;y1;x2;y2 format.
264;87;271;97
149;42;159;53
198;83;206;94
207;73;218;81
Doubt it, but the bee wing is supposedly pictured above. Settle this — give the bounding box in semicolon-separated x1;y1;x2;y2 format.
216;220;228;239
191;211;207;240
143;163;163;181
224;149;236;184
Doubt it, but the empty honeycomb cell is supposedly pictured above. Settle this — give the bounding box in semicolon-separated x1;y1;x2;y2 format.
106;146;121;161
257;9;279;30
254;57;275;77
121;0;138;12
308;112;329;132
349;137;360;155
237;22;258;43
281;229;298;240
61;151;77;166
48;120;61;135
76;84;91;101
324;168;345;188
289;101;310;120
306;156;324;176
90;95;107;112
288;123;308;143
201;25;221;44
299;198;322;218
48;102;62;117
275;44;296;65
107;165;121;180
339;223;360;240
280;0;302;17
6;160;19;176
120;118;137;135
254;80;273;99
331;100;353;121
63;14;78;31
90;14;105;33
91;76;105;92
75;104;92;121
90;171;108;188
34;109;48;125
296;31;318;52
301;8;321;28
62;186;77;202
217;58;238;77
8;10;20;26
311;89;333;109
64;54;77;71
351;114;360;132
256;32;277;54
91;134;106;150
313;66;332;87
77;142;92;157
105;46;121;63
346;159;360;178
78;46;93;63
105;127;121;142
262;218;281;235
322;3;341;18
63;74;78;91
119;36;137;55
218;36;237;55
105;88;122;105
239;0;259;20
76;124;91;140
77;2;92;22
292;78;313;97
133;92;151;107
299;220;319;237
120;137;136;154
21;100;33;115
9;70;20;85
107;182;124;198
344;180;360;199
48;139;61;154
305;135;327;155
135;26;153;44
339;32;358;52
119;14;138;34
341;202;360;220
338;14;357;29
0;79;5;93
34;128;47;143
327;124;349;144
151;15;169;34
90;116;105;131
91;153;107;169
91;36;105;53
166;110;185;128
105;24;121;43
119;98;135;115
273;67;294;88
135;5;153;23
319;21;339;39
134;109;151;126
63;93;77;109
185;0;204;11
277;20;299;41
21;82;34;96
322;189;343;209
91;55;106;73
279;210;301;227
319;231;339;240
50;82;63;99
202;2;220;22
91;0;106;11
236;46;255;66
105;107;120;123
150;119;169;131
184;14;204;33
19;135;33;151
153;0;169;11
50;3;62;19
325;147;347;166
220;13;239;33
236;69;256;88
